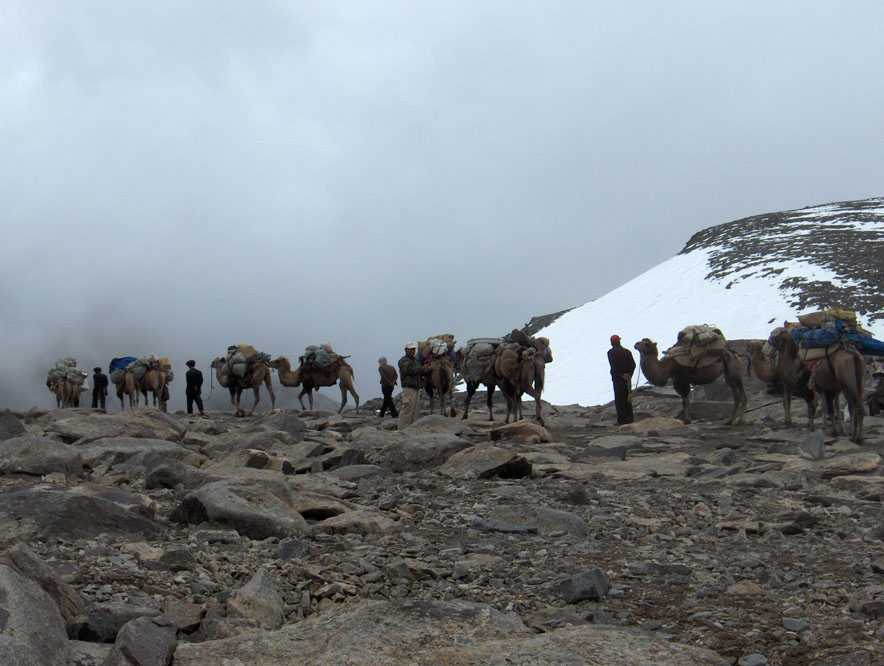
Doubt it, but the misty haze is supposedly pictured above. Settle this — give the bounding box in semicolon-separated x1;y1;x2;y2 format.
2;3;884;665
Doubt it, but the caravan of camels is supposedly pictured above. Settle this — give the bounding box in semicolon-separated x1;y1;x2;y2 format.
47;308;883;445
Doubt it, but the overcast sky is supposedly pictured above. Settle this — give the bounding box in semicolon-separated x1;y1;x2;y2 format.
3;1;884;409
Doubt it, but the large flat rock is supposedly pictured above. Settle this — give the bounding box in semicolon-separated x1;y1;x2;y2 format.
371;433;472;472
171;477;310;540
44;411;184;444
438;446;532;479
0;435;83;477
0;563;70;665
173;598;527;665
0;484;162;545
173;598;724;665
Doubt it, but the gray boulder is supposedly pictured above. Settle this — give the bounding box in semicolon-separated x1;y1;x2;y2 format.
371;433;471;472
103;614;177;666
170;477;309;540
257;411;307;442
227;568;285;630
404;415;475;435
558;568;611;603
0;484;162;546
144;458;218;491
0;542;88;637
173;598;526;665
485;505;589;538
0;435;83;477
81;602;162;643
44;411;183;445
438;446;533;479
68;640;113;666
0;411;26;441
0;563;70;665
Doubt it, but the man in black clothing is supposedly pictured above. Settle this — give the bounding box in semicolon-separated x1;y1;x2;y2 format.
92;367;108;410
377;356;399;418
185;360;205;415
607;335;636;425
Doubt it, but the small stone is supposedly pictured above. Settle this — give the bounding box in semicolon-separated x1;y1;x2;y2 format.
798;431;825;461
782;617;809;633
557;568;610;603
738;654;768;666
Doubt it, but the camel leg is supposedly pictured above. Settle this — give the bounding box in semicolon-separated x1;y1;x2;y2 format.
265;375;276;412
338;382;347;414
247;387;260;416
782;388;793;427
486;382;495;422
805;393;817;432
349;381;360;413
298;388;308;411
463;381;476;420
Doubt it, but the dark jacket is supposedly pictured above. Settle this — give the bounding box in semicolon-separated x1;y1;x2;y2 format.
379;363;398;389
398;355;427;389
93;372;108;392
186;368;204;396
607;345;636;378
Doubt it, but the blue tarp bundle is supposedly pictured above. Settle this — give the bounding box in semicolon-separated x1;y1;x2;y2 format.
790;320;884;356
109;356;137;373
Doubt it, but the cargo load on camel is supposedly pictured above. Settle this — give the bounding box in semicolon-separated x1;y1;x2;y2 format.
418;334;456;366
301;344;340;369
227;344;271;380
109;356;138;385
462;338;502;383
46;358;88;387
788;309;884;360
665;325;728;368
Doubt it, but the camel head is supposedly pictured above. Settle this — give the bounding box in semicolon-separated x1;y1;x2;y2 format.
210;357;226;370
533;336;553;363
767;327;791;351
746;340;765;354
634;338;659;357
269;356;290;370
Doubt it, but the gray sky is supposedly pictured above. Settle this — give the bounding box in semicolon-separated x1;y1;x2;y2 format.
3;1;884;409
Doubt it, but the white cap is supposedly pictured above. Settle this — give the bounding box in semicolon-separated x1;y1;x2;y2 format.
405;342;418;350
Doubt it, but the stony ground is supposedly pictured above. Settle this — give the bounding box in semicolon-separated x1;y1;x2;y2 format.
0;379;882;665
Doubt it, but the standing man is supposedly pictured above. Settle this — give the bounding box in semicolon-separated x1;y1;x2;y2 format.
378;356;399;418
91;367;108;410
398;342;429;429
607;335;636;425
185;360;205;416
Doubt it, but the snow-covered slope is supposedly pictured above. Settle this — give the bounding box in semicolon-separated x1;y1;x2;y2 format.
539;198;884;407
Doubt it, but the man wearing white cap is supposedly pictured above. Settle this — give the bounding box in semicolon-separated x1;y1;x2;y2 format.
398;342;429;428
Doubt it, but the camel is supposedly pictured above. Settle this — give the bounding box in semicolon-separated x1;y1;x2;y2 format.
459;349;497;421
211;357;276;417
748;335;817;429
493;337;551;426
807;345;865;443
48;380;66;408
142;367;168;412
115;371;140;410
424;357;456;418
270;356;359;413
633;338;747;426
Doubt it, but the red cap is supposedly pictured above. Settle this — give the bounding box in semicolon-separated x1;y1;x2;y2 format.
610;335;621;345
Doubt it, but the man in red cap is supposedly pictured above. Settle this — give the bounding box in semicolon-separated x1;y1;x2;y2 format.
607;335;636;425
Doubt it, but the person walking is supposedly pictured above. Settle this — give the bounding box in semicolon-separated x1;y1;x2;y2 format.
398;342;429;429
185;360;205;416
91;367;108;410
378;356;399;418
607;335;636;425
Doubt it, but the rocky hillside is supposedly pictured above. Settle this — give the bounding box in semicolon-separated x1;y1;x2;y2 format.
538;197;884;407
1;391;883;664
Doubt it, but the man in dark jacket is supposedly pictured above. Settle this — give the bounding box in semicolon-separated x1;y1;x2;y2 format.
378;357;399;418
607;335;636;425
92;367;108;410
185;360;205;416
